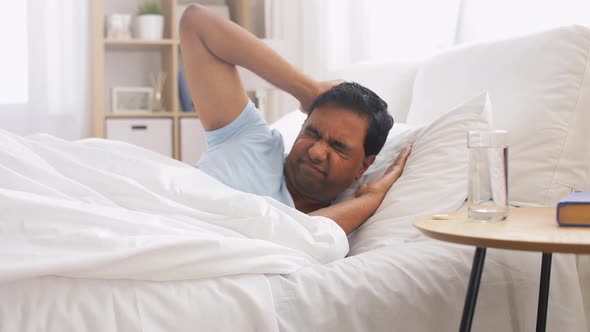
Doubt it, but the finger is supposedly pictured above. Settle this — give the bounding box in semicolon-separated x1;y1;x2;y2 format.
385;145;413;174
386;145;412;174
356;184;368;197
401;144;412;158
405;144;413;154
396;145;413;164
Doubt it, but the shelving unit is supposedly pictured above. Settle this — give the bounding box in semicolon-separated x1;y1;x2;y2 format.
91;0;251;161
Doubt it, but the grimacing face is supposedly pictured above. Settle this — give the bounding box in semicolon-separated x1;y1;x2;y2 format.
284;104;376;202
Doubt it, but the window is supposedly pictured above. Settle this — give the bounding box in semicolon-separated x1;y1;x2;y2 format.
0;2;28;104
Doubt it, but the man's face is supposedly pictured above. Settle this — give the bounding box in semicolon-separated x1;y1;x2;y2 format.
285;104;374;202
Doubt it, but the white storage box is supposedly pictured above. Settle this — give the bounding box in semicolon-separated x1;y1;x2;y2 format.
106;118;173;157
180;118;207;165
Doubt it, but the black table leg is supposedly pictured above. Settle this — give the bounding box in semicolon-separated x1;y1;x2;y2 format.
536;253;552;332
460;247;487;332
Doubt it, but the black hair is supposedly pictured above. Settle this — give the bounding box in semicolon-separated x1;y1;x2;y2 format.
307;82;393;156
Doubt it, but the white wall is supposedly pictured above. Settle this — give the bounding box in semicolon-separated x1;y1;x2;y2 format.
457;0;590;43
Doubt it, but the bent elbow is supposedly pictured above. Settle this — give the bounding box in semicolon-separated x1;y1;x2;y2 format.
179;4;203;37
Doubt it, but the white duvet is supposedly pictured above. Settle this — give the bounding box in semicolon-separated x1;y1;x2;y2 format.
0;129;348;282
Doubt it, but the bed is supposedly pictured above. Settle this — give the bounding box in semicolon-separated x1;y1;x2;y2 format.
1;25;590;331
0;242;583;331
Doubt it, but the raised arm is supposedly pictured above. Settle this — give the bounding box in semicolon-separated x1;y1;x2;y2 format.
179;4;321;130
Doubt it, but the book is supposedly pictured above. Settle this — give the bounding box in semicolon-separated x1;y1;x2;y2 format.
557;191;590;226
178;71;195;112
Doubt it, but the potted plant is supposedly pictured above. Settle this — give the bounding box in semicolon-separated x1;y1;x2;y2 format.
134;1;164;40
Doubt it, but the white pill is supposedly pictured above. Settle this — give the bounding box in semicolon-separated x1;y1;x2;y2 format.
432;214;449;220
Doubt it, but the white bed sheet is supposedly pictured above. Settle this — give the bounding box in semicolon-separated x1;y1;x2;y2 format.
0;275;282;331
1;239;586;332
271;239;586;332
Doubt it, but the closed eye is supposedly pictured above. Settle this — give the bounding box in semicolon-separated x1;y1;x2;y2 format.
304;126;322;139
330;139;351;153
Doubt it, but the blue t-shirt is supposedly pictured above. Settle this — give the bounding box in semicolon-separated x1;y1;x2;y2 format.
197;100;295;207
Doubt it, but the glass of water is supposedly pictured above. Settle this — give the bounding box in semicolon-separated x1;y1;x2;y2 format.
467;130;509;222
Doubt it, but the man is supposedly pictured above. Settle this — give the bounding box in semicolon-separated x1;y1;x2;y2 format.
179;5;411;235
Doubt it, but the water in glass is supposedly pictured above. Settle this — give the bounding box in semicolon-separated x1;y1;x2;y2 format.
467;131;509;222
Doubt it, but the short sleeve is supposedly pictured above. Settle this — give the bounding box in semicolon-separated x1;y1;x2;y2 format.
196;100;294;207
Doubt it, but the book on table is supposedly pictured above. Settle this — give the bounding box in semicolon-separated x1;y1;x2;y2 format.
557;191;590;226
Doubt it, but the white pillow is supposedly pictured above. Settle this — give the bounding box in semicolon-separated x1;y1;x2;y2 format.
331;123;418;204
270;110;306;154
407;25;590;206
348;93;492;255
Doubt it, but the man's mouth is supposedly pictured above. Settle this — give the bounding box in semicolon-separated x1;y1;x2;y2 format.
300;159;325;176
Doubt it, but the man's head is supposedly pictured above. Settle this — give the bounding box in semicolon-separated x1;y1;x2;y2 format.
285;82;393;203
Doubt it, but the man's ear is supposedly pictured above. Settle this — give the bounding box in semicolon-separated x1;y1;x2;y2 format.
355;155;376;180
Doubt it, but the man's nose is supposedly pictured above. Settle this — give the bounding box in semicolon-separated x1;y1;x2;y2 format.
308;141;328;163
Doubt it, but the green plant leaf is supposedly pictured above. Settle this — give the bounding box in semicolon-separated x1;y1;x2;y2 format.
137;1;162;15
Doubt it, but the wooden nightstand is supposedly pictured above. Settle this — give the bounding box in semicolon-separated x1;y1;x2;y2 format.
414;207;590;332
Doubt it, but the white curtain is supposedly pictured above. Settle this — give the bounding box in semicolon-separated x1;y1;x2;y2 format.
262;0;304;123
263;0;462;121
0;0;89;140
322;0;462;69
267;0;462;78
